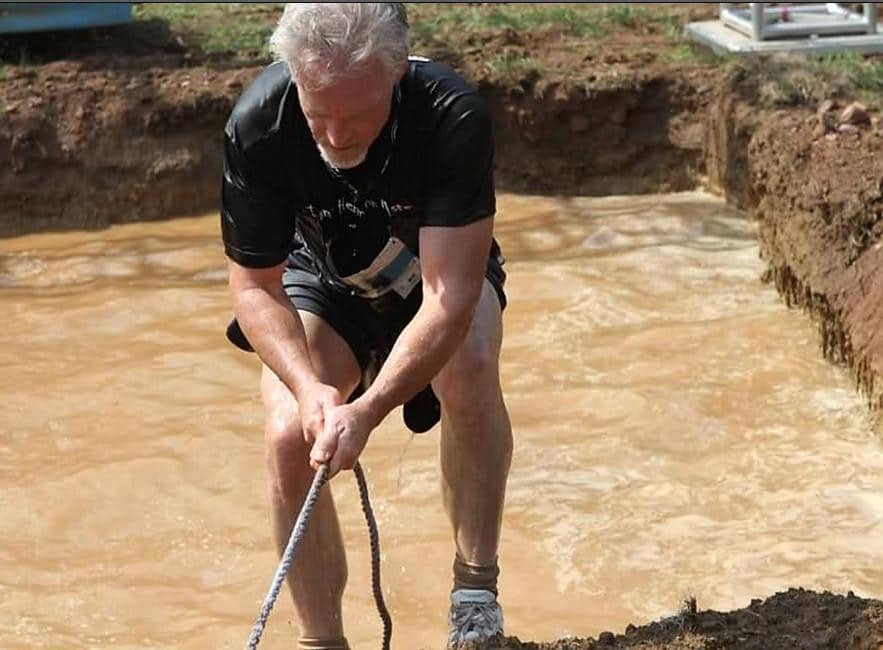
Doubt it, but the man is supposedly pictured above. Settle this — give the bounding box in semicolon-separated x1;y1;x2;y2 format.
221;4;512;649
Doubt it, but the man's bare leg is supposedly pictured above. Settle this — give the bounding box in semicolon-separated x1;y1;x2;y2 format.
433;280;513;579
262;311;362;644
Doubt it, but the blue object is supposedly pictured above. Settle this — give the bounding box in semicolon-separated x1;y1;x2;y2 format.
0;3;132;35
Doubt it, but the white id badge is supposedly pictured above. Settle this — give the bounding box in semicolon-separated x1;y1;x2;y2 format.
341;237;421;299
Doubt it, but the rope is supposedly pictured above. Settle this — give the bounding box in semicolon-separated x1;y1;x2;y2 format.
246;463;329;649
354;462;393;649
245;461;392;650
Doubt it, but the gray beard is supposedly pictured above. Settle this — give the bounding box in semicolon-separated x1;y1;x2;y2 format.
317;142;367;171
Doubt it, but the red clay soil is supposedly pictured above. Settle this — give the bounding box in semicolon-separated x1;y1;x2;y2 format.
0;55;713;234
706;64;883;414
495;588;883;649
756;109;883;408
0;58;259;235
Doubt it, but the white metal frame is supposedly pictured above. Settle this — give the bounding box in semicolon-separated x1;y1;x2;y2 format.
720;3;877;41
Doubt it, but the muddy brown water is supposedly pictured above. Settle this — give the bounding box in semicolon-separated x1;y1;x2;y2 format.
2;192;883;649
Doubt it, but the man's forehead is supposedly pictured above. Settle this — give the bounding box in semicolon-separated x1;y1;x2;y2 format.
297;67;392;107
298;80;387;104
298;55;389;86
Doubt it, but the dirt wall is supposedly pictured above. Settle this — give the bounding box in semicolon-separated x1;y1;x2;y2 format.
0;60;259;236
0;60;710;236
706;70;883;413
485;70;709;196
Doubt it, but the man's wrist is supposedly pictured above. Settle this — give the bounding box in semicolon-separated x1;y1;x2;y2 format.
356;391;391;429
286;370;323;403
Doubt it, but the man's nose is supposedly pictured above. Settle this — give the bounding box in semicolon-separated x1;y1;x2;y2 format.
325;121;353;148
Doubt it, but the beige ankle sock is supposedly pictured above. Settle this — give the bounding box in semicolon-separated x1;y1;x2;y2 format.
298;637;349;650
453;553;499;595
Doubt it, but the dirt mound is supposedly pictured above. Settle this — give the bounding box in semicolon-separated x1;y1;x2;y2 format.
495;589;883;649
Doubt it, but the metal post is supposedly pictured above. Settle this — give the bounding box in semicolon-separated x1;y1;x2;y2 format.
750;3;765;41
866;3;878;34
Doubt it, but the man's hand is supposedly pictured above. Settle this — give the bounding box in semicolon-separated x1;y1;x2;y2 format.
298;382;346;445
310;402;377;476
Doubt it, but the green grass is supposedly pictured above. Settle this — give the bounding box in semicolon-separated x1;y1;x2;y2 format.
0;3;283;65
604;4;651;28
728;54;880;108
411;4;608;41
483;50;539;79
410;4;727;70
603;4;698;36
665;42;730;66
0;3;727;81
657;14;685;41
129;3;718;74
0;65;7;81
667;43;700;63
133;2;202;23
132;3;282;61
819;52;883;94
483;5;607;37
813;52;883;110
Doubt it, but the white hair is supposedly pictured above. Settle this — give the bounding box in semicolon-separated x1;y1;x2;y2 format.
269;3;409;89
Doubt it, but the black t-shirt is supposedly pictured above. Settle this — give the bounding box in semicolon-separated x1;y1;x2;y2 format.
220;58;498;285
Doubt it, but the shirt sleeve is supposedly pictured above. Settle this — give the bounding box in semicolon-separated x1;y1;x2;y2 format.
220;129;295;268
421;93;495;228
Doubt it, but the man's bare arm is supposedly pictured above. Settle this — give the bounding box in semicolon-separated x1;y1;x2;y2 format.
229;259;348;444
227;260;320;400
357;216;494;426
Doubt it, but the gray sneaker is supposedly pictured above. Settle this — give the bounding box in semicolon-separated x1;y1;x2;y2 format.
448;588;504;647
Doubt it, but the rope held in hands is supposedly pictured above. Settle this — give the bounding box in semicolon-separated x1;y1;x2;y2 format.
246;462;392;650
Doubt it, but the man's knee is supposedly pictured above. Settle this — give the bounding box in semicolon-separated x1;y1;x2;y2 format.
265;411;312;498
433;336;501;418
